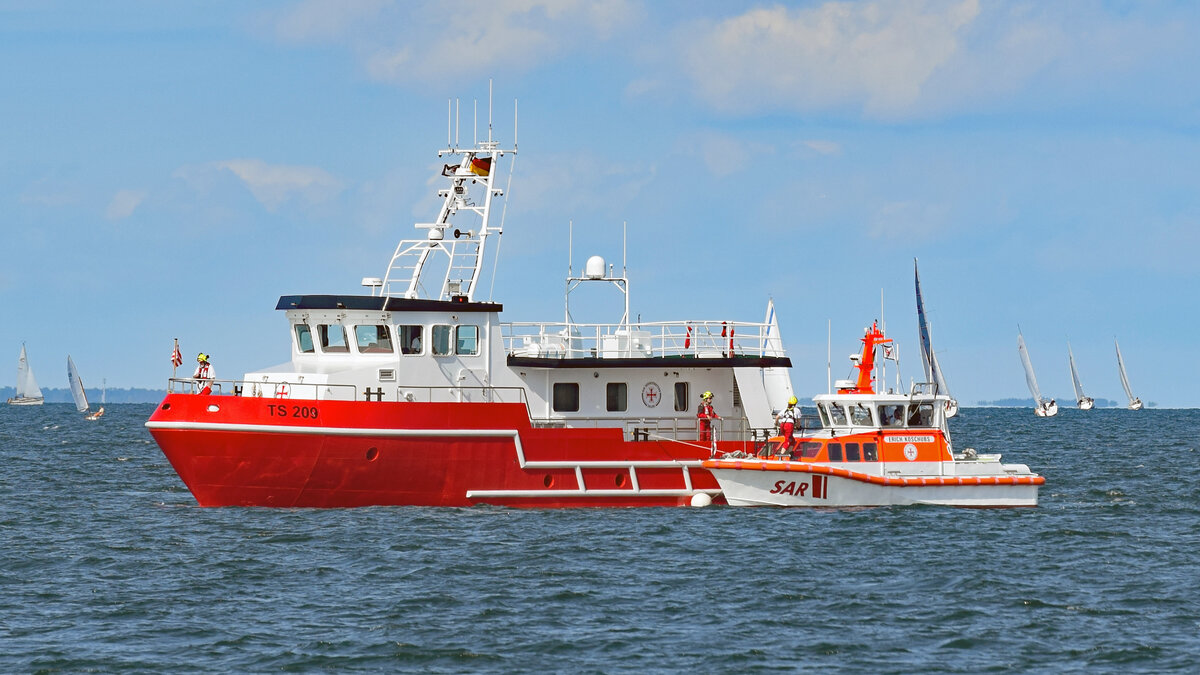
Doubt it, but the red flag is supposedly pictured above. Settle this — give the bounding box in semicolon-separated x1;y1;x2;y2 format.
171;340;183;368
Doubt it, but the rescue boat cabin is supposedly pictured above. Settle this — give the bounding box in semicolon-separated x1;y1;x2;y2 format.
768;321;954;464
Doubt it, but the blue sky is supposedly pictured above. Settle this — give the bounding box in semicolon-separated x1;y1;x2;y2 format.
3;0;1198;406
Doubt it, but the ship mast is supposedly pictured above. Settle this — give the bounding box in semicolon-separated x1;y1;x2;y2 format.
374;84;517;302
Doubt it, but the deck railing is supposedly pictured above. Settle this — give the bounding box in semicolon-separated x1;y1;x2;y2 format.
502;320;784;360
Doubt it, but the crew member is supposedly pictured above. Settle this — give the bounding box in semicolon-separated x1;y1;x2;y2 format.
697;391;719;443
193;352;215;395
776;396;799;455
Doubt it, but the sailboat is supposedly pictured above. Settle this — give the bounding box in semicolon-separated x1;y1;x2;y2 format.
68;355;104;420
1018;329;1057;417
914;259;957;417
1115;339;1143;410
7;343;44;405
1067;342;1094;410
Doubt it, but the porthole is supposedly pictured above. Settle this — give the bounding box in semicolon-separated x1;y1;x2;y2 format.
366;447;379;461
543;474;554;488
615;474;627;488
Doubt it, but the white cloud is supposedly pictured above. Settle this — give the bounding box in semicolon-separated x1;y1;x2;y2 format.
105;189;147;221
803;140;842;156
213;159;341;211
678;0;980;119
264;0;639;84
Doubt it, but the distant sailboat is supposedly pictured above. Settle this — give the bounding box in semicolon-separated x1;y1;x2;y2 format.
68;355;104;420
1018;330;1057;417
914;259;957;417
1115;339;1143;411
1068;342;1094;410
7;343;44;406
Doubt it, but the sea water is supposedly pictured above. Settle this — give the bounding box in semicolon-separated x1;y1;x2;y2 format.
1;404;1198;673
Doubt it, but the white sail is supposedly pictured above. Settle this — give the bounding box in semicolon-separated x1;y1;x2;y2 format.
68;355;89;413
760;298;795;412
1017;332;1042;403
1068;342;1085;401
915;259;956;416
15;344;43;400
1115;339;1142;409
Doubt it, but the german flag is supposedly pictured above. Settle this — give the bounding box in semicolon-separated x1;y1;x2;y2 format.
469;157;491;176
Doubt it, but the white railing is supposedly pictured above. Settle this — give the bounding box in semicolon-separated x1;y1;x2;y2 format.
502;320;784;360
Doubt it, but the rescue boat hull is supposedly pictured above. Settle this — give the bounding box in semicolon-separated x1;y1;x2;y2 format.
148;394;729;508
704;459;1043;508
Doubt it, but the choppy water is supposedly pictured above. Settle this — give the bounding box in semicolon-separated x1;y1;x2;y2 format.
1;404;1198;672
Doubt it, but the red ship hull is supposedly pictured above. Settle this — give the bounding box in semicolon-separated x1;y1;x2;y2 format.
147;394;739;507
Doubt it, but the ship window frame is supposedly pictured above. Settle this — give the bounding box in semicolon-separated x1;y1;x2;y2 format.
295;324;315;354
845;442;861;461
826;403;847;426
850;402;874;427
317;324;349;353
817;405;830;427
354;325;394;354
863;442;878;461
673;382;689;412
553;382;580;413
456;325;479;356
398;325;423;355
800;442;822;459
828;442;843;462
432;325;453;356
606;382;628;412
907;403;934;428
878;404;904;427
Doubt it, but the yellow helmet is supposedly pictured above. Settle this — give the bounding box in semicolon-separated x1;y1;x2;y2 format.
197;353;208;362
788;396;798;406
701;391;713;400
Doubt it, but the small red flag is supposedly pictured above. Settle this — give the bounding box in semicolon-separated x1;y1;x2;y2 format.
171;341;183;368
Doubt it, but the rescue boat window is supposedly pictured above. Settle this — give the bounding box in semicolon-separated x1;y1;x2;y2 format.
432;325;453;356
863;442;878;461
553;382;580;412
606;383;627;412
879;404;904;427
355;325;394;354
851;403;873;426
295;324;314;354
907;403;934;427
317;324;349;353
800;441;822;459
826;404;847;426
817;405;830;427
828;443;843;461
399;325;422;355
673;382;689;412
845;442;861;461
456;325;479;356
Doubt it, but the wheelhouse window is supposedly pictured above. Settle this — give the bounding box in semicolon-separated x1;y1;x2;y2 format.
828;443;843;462
295;324;314;354
817;405;830;427
355;325;393;353
317;324;349;353
850;403;874;427
432;325;453;356
879;404;904;427
673;382;689;412
456;325;479;355
399;325;423;355
907;403;934;427
553;382;580;412
826;403;847;426
800;442;822;459
845;442;861;461
606;383;627;412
